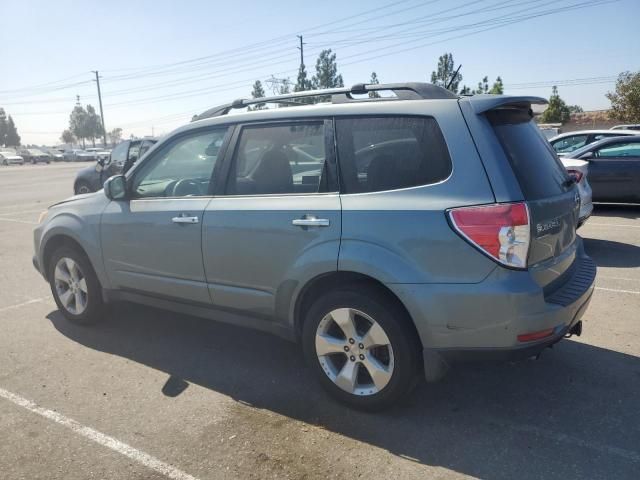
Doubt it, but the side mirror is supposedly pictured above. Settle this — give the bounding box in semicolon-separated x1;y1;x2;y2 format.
104;175;127;200
95;162;103;173
579;151;595;160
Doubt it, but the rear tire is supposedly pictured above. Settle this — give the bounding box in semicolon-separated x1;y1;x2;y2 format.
48;246;104;325
302;288;420;411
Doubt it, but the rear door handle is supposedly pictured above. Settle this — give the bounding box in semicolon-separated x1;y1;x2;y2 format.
172;214;199;224
292;216;330;227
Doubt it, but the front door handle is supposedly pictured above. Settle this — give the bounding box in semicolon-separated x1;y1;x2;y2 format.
292;216;330;227
172;214;199;225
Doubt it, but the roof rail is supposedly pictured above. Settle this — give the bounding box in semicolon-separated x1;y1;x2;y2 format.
193;82;457;121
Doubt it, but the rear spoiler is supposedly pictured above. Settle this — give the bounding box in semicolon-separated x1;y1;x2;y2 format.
462;95;548;115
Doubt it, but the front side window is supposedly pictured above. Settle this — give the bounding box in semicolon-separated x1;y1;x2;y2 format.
596;142;640;158
336;116;452;193
552;135;588;153
227;122;329;195
132;128;228;198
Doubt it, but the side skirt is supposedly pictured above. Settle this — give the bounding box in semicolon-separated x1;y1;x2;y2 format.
103;289;296;342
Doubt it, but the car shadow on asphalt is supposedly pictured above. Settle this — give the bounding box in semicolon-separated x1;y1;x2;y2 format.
583;237;640;268
47;305;640;480
592;204;639;220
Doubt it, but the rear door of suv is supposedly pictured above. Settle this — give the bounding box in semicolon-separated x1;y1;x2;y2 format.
201;119;341;321
460;98;580;291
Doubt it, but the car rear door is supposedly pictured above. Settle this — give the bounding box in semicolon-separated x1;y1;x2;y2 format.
201;119;341;322
588;141;640;202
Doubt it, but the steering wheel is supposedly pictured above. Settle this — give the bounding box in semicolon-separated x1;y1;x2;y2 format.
171;179;202;196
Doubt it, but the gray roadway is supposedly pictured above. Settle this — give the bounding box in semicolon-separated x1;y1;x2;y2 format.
0;162;638;479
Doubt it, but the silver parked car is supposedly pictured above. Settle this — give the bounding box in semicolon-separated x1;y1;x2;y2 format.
33;83;595;410
549;129;638;156
0;150;24;165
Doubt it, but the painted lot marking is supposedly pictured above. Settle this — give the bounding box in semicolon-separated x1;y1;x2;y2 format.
595;287;640;295
0;217;37;225
0;387;199;480
0;297;49;313
599;276;640;282
0;209;47;217
587;223;640;229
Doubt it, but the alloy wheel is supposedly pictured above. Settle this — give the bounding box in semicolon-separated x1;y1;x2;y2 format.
54;257;88;315
315;308;394;396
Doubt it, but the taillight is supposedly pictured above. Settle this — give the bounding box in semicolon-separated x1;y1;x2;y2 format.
448;202;530;269
566;169;583;184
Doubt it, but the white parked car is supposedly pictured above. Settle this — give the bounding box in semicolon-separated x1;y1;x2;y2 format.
561;157;592;227
0;151;24;165
549;129;638;156
610;124;640;131
85;147;111;162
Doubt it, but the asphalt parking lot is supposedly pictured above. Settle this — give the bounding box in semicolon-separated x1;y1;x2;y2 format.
0;162;638;480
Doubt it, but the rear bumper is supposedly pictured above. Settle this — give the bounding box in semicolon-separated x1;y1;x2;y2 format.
388;238;596;376
434;288;592;363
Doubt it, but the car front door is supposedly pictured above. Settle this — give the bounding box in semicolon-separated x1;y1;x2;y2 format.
587;141;640;202
101;126;232;304
202;119;341;322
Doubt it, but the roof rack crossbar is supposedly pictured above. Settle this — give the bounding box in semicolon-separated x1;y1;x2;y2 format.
193;82;456;121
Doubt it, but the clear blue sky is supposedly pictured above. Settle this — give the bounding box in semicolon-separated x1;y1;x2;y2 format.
1;0;638;145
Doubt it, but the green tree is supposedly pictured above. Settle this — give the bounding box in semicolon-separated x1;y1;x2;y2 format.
312;49;344;90
69;104;89;148
5;116;20;146
369;72;380;98
0;108;7;147
107;127;122;147
61;129;75;145
85;105;103;147
606;71;640;122
489;76;504;94
461;76;503;95
430;53;462;93
249;80;266;110
294;63;313;92
294;64;314;104
568;105;584;114
540;86;571;124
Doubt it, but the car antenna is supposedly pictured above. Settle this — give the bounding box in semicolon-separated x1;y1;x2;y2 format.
446;64;462;91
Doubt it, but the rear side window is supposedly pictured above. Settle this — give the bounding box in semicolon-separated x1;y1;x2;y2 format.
336;116;452;193
551;134;588;153
488;109;569;200
227;122;331;195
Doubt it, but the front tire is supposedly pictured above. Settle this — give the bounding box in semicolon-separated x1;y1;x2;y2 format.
302;288;420;411
75;181;92;195
48;246;104;325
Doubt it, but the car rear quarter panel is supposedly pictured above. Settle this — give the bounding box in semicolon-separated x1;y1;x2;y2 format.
338;100;498;284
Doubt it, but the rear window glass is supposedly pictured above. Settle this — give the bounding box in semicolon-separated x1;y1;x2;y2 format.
488;109;569;200
335;116;452;193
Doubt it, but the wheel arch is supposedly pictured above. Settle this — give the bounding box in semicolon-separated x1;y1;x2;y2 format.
42;234;91;282
292;271;423;348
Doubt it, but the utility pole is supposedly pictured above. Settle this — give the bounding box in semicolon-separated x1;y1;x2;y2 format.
92;70;107;147
296;35;305;66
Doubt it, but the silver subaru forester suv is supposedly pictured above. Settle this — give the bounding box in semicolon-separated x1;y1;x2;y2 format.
33;83;596;410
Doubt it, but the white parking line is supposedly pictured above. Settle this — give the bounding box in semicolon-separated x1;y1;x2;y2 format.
0;209;46;217
599;276;640;282
0;217;37;225
0;297;49;313
596;287;640;295
0;387;199;480
587;223;640;228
